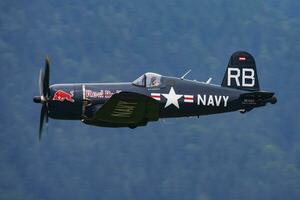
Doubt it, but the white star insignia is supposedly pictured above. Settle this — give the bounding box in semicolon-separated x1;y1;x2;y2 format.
162;87;182;109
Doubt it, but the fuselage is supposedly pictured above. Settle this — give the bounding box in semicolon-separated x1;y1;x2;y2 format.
48;76;246;122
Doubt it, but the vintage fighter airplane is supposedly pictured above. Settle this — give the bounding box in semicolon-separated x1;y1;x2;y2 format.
33;51;277;139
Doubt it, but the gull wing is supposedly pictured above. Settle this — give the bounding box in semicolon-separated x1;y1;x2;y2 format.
93;92;159;124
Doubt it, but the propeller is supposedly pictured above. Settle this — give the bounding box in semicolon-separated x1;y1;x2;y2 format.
33;56;50;141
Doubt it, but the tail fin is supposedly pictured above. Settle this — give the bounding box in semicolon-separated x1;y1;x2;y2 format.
221;51;260;91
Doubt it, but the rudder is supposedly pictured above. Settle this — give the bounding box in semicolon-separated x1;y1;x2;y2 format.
221;51;260;91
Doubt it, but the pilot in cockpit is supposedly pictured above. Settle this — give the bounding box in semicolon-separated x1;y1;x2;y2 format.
151;76;159;87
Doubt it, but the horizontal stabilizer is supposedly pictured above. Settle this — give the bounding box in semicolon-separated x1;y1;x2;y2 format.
240;91;277;106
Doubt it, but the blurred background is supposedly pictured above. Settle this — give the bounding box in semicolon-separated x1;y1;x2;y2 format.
0;0;299;199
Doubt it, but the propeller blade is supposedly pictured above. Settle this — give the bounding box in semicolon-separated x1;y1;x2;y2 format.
39;104;47;141
38;68;44;97
43;56;50;97
36;56;51;141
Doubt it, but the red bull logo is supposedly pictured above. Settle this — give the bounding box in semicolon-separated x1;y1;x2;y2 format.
52;90;75;103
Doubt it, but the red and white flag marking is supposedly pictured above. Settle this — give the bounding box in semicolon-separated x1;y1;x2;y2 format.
239;56;246;61
184;95;194;103
151;93;161;101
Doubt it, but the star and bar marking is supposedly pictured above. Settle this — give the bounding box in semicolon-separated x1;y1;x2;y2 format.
162;87;183;109
151;87;194;109
151;87;229;109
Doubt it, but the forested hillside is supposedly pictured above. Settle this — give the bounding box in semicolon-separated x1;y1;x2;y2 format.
0;1;300;200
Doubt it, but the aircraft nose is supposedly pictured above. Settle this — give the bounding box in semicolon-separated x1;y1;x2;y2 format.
33;96;42;103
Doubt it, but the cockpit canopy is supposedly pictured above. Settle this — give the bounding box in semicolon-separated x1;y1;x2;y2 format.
132;72;162;88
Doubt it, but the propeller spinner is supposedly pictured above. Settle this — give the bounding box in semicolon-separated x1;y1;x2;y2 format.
33;57;50;141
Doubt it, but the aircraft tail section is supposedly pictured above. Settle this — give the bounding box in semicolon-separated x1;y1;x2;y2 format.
239;91;277;113
222;51;260;91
